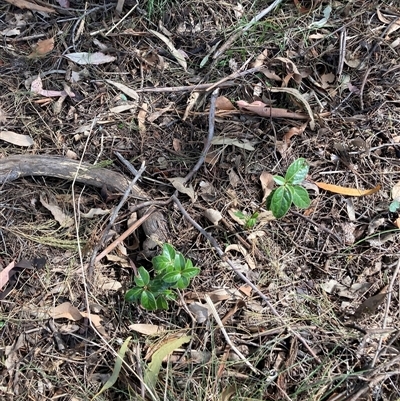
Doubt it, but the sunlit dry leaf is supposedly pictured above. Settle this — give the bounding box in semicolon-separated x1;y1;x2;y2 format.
283;122;308;145
211;135;255;151
183;91;200;120
391;182;400;201
145;335;191;389
377;8;391;24
0;261;15;290
172;138;181;152
228;168;241;188
260;67;282;81
236;100;308;122
260;171;274;202
216;96;236;110
40;193;74;227
168;177;196;201
129;324;164;335
48;302;82;321
28;37;54;58
320;72;335;89
0;27;20;36
65;149;78;159
0;131;33;147
188;302;210;323
252;49;269;68
65;52;116;65
105;80;139;101
204;208;222;225
149;29;187;70
138;103;148;133
148;102;174;122
225;244;256;270
81;208;110;218
4;0;55;12
30;75;74;98
239;285;252;297
109;103;137;113
315;182;381;197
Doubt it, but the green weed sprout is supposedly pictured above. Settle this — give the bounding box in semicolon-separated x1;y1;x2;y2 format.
234;210;259;230
125;244;200;311
266;158;311;218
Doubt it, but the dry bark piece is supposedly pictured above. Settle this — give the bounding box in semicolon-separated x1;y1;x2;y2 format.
0;155;168;252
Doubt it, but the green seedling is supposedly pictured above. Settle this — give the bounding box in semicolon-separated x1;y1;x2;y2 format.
266;158;311;218
125;244;200;311
234;210;259;230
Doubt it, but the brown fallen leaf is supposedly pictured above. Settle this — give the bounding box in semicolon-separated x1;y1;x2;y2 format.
237;100;308;120
0;131;34;147
315;182;381;197
216;96;236;110
4;0;56;13
47;302;82;321
259;171;274;202
0;261;15;290
352;286;388;320
28;37;54;58
138;103;147;133
129;324;164;335
40;193;74;227
282;122;308;144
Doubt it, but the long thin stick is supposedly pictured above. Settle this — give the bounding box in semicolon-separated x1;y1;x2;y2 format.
205;295;259;375
183;89;219;183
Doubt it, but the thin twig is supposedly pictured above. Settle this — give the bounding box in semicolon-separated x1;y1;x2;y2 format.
205;295;259;374
372;257;400;366
291;210;343;244
95;208;155;263
171;195;322;363
183;89;219;183
213;0;284;59
88;162;146;279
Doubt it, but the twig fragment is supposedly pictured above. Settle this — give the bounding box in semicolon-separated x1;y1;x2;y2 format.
183;88;219;183
205;295;259;375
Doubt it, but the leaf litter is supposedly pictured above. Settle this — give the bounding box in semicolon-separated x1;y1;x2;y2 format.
1;1;400;400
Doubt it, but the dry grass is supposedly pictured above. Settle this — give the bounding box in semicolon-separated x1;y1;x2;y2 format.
0;0;400;400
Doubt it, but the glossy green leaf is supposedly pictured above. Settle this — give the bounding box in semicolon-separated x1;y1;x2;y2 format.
125;287;143;302
175;276;190;289
141;290;157;311
174;253;185;270
265;189;276;210
163;271;181;284
152;255;171;272
270;186;292;218
290;185;311;209
273;175;286;186
135;266;150;287
285;158;309;184
182;266;200;278
156;296;168;310
162;243;176;262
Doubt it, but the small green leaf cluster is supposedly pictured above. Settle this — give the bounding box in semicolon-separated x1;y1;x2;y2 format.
234;210;259;230
266;158;311;218
125;244;200;311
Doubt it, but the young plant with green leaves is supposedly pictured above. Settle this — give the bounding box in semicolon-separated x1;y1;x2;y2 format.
125;244;200;311
266;158;311;218
234;210;259;230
